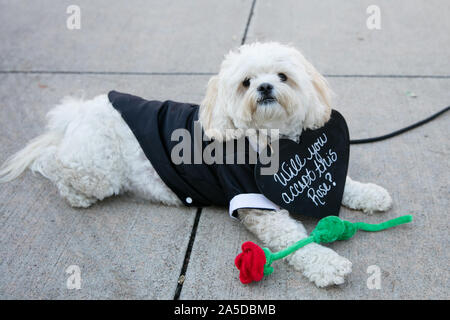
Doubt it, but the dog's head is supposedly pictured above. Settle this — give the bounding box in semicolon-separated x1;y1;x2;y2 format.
199;42;332;141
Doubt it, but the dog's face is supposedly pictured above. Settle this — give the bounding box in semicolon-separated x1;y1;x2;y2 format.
200;42;332;141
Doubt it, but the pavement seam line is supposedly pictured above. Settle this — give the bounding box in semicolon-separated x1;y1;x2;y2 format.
241;0;257;45
324;74;450;79
173;207;202;300
0;70;215;76
173;0;256;299
1;70;449;78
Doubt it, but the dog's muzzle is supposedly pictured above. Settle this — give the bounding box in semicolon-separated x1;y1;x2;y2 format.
257;82;277;105
258;96;277;105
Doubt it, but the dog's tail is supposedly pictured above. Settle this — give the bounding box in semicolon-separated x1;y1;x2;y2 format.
0;132;61;183
0;96;85;183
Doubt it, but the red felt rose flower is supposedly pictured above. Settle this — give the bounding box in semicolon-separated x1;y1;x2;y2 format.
234;241;266;284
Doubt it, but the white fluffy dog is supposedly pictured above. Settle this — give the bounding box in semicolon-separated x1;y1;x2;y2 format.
0;42;392;287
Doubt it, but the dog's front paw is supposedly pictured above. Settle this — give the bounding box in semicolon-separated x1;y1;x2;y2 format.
289;244;352;287
358;183;393;213
343;180;393;214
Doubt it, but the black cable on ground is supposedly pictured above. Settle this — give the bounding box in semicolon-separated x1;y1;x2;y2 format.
350;106;449;144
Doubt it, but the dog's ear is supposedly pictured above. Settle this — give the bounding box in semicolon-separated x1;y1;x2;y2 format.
199;75;238;141
200;75;235;141
302;61;332;129
199;75;219;133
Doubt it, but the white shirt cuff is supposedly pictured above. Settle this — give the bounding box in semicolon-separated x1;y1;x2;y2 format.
229;193;279;219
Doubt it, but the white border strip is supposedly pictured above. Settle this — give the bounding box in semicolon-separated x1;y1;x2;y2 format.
229;193;279;219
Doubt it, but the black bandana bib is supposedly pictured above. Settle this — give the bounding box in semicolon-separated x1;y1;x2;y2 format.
255;110;350;219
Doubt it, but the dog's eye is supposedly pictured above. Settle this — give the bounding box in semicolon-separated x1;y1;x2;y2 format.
242;78;251;88
278;73;288;82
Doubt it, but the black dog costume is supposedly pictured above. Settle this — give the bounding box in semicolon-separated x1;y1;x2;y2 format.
109;91;278;218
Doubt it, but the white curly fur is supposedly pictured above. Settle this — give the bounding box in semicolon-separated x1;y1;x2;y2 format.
342;176;392;213
0;42;392;287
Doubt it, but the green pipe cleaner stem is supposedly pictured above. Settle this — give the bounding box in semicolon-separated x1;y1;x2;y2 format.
266;215;413;264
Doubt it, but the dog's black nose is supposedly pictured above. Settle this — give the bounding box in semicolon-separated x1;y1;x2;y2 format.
257;83;274;94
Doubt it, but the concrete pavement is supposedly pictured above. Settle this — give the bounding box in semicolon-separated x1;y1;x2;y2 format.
0;0;448;299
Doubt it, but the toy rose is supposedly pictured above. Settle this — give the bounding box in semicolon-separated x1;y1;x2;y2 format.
235;215;413;284
234;241;266;284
